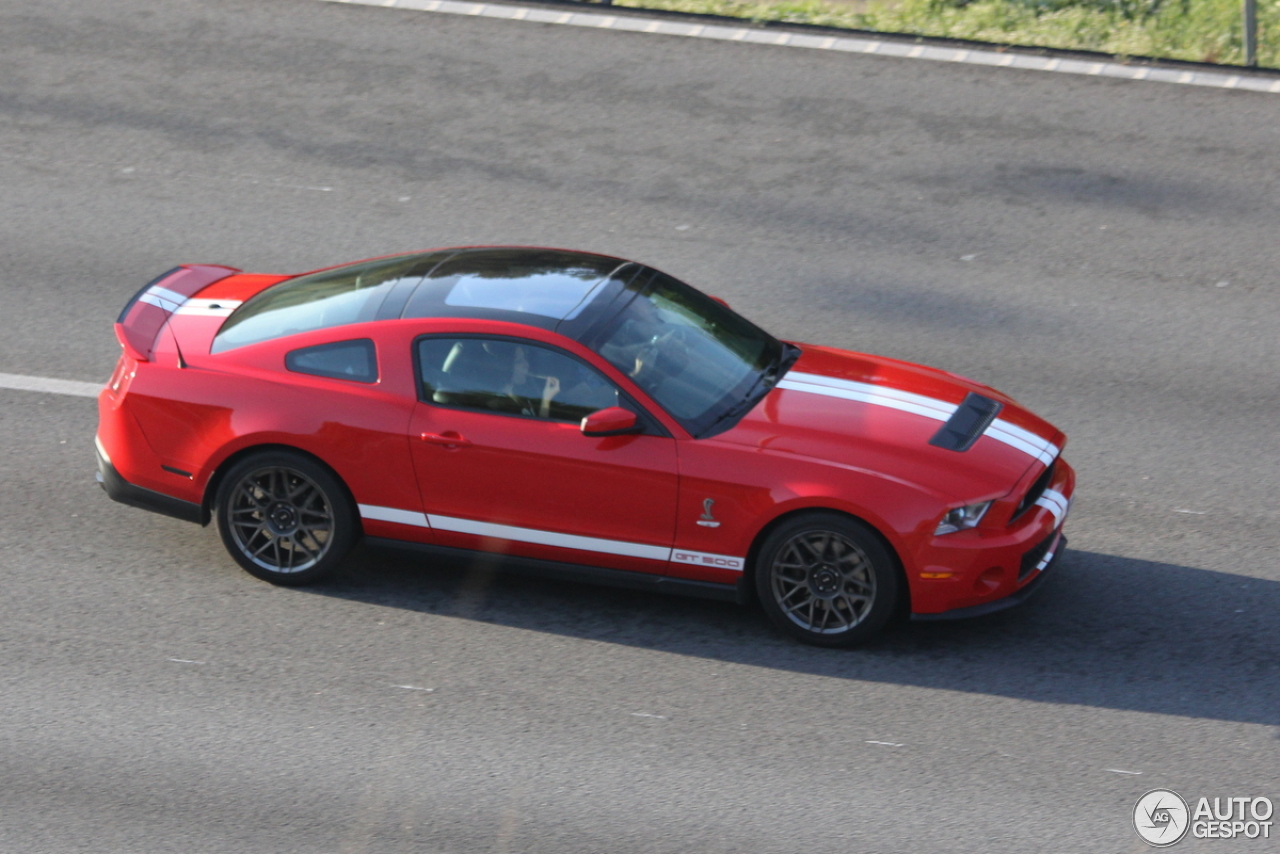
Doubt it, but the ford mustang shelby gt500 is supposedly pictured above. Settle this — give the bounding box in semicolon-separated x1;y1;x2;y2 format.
97;247;1073;646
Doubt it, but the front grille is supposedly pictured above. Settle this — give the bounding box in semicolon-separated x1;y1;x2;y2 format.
1013;459;1056;521
1019;529;1058;581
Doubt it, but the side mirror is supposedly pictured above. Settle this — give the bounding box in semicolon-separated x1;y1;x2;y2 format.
581;406;641;437
709;295;730;309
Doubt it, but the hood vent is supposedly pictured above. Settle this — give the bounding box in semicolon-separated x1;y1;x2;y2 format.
929;392;1003;452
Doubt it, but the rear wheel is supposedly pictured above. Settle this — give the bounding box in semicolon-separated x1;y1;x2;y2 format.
754;513;899;648
214;451;358;585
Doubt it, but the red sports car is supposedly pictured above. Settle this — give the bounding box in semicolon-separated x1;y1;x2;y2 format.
97;247;1073;646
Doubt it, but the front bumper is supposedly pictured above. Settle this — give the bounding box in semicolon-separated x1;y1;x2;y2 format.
907;456;1075;617
911;533;1065;621
97;446;205;525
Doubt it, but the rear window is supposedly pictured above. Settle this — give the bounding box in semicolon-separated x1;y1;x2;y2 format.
211;253;446;353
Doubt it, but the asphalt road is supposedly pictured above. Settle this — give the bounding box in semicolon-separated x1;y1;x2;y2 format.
2;0;1278;851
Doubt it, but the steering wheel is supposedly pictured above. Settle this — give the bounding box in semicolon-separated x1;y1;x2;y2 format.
636;326;693;383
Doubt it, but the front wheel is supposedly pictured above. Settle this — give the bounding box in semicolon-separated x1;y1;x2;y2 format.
214;451;359;586
754;513;900;648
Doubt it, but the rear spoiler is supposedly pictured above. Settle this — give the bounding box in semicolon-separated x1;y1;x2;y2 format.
115;265;240;361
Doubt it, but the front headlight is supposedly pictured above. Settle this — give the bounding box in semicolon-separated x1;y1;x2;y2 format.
935;501;992;535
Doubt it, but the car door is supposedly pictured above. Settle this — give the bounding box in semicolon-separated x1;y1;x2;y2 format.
408;334;679;574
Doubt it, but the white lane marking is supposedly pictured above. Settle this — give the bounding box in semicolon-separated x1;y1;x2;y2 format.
168;658;206;664
0;372;102;398
317;0;1280;94
866;740;905;747
358;503;746;569
394;684;435;691
779;371;1061;464
1174;508;1207;515
631;712;667;719
1106;768;1143;775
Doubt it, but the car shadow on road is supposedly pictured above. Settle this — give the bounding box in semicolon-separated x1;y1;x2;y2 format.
311;544;1279;727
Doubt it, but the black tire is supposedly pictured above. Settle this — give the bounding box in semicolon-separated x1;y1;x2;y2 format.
213;450;359;586
754;513;899;648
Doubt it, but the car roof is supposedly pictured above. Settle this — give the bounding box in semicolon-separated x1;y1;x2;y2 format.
397;247;635;331
210;246;643;354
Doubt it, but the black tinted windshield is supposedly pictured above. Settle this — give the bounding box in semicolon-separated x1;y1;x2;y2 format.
582;269;785;437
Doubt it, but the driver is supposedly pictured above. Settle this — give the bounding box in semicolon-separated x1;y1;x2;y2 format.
503;344;560;418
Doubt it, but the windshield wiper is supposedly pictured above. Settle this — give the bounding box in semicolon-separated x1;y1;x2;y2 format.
698;344;800;437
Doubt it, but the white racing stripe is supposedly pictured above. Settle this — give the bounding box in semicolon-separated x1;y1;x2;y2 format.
358;503;430;527
779;371;1060;464
1034;488;1071;526
174;298;241;318
0;372;102;399
429;514;673;561
357;503;745;570
135;286;242;318
986;420;1060;466
1034;530;1064;573
780;372;957;422
138;291;184;312
148;285;191;306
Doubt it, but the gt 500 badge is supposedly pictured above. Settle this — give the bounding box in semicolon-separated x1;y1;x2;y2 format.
671;550;743;571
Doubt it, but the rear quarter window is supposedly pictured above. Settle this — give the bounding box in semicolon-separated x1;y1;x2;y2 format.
285;339;378;384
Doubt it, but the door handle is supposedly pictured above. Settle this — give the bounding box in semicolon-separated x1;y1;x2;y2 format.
419;431;472;448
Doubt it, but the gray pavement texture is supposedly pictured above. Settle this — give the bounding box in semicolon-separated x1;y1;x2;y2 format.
1;0;1278;852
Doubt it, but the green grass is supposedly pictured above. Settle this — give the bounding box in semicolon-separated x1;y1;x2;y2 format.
613;0;1280;68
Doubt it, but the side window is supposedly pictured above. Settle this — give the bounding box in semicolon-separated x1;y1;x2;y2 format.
285;339;378;383
418;337;620;423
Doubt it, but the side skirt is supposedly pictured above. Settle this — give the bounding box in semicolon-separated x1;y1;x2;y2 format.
363;537;743;604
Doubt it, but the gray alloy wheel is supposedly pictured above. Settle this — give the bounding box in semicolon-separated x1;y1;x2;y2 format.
754;513;899;647
214;451;358;586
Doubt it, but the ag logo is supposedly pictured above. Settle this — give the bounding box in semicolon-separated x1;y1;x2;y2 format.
1134;789;1190;847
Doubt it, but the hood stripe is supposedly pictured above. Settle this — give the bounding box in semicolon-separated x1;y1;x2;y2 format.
780;371;1060;465
779;373;956;421
985;421;1059;466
